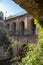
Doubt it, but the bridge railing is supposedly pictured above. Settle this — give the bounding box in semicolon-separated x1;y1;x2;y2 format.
4;29;38;36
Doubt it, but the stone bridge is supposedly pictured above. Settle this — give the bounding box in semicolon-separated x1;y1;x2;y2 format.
5;13;39;35
0;13;39;63
4;13;39;57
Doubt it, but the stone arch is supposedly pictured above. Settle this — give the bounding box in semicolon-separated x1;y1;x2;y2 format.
12;22;16;35
20;21;24;35
6;24;10;30
31;19;36;34
19;44;27;61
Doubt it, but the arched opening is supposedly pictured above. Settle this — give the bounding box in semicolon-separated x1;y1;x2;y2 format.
19;44;27;61
12;22;16;35
6;24;10;30
20;21;24;35
31;19;36;34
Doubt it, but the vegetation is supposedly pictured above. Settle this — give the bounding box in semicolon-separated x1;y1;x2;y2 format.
0;30;12;65
0;11;4;20
0;21;43;65
17;19;43;65
0;14;43;65
0;1;43;65
19;43;43;65
11;2;43;65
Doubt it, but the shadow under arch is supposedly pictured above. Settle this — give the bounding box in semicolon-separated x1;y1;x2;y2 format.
20;21;25;35
31;19;36;35
18;44;27;61
12;22;16;35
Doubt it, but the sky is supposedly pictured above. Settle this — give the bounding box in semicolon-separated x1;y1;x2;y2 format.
0;0;26;17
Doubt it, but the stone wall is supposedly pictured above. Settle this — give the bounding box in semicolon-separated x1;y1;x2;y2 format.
0;13;39;58
4;14;39;57
5;14;34;35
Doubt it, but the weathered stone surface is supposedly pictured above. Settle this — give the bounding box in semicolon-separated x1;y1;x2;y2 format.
13;0;43;20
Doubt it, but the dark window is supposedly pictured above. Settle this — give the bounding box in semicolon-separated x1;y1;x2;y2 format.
12;23;16;35
6;24;9;29
20;21;24;35
31;19;36;34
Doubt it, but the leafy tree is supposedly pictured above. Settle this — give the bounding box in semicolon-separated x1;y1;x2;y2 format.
0;30;12;65
18;20;43;65
0;11;4;20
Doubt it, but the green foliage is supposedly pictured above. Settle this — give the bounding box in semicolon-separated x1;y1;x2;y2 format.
0;30;12;65
20;44;36;56
34;18;39;24
0;17;43;65
0;11;4;20
18;42;43;65
18;19;43;65
38;20;43;28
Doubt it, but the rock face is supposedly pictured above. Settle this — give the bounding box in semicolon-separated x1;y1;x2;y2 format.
13;0;43;20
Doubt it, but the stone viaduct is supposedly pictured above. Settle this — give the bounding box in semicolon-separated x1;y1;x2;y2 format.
0;13;39;61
